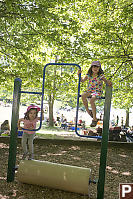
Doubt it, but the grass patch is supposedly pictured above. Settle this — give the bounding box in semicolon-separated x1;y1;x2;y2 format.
36;125;67;139
36;133;61;139
41;125;66;132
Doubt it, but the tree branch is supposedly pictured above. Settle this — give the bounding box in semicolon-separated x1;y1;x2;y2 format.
119;71;133;82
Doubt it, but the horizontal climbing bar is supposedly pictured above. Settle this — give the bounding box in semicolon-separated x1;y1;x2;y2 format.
20;91;42;95
75;133;102;139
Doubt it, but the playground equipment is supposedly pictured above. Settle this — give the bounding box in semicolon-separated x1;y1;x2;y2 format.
7;63;112;199
17;160;91;195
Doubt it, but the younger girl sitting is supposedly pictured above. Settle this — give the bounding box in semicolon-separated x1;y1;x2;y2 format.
18;105;44;160
78;61;112;127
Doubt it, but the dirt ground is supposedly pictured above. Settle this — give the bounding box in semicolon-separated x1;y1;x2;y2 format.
0;137;133;199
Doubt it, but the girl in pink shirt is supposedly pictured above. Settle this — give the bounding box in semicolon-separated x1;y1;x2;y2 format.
18;105;44;160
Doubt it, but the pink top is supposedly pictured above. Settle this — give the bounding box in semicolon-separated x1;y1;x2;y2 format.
21;118;39;134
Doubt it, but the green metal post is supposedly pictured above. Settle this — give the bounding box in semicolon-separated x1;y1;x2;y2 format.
97;85;112;199
7;78;22;182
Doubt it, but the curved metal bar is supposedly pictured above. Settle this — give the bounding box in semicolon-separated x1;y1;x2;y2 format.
22;63;81;132
76;132;102;139
21;90;44;131
43;63;102;140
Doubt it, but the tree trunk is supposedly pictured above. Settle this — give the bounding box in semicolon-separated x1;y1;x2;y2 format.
48;56;58;127
125;109;129;127
48;94;54;127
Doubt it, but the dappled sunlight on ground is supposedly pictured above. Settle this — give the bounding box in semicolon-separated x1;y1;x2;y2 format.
0;143;9;149
118;154;128;158
0;138;132;199
0;194;10;199
121;171;131;176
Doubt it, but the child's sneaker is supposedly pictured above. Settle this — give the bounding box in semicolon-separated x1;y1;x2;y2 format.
90;120;98;127
89;110;93;118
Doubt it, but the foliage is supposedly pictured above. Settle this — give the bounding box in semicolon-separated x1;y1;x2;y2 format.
0;0;132;112
78;0;133;109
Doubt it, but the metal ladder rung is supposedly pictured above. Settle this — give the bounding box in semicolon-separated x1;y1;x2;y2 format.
20;91;42;95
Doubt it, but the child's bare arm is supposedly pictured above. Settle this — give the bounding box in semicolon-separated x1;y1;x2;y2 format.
37;110;44;121
103;77;112;86
77;70;88;82
17;119;23;130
